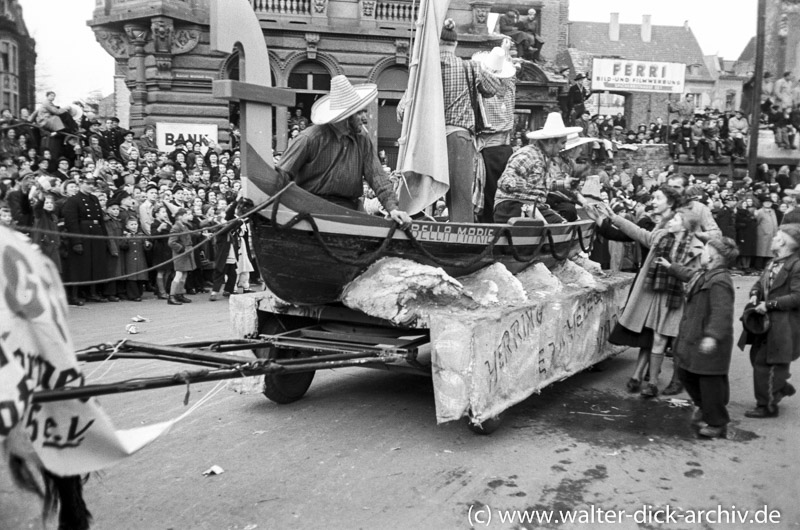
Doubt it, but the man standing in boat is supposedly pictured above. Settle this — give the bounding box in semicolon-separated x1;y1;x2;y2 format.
439;18;505;223
474;40;518;224
277;75;412;227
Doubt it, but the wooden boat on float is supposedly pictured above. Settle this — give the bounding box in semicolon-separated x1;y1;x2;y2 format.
245;157;596;306
211;0;596;307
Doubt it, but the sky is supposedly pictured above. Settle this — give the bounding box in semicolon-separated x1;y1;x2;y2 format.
19;0;114;104
570;0;757;60
15;0;756;107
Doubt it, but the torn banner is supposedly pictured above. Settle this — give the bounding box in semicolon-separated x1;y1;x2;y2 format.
0;227;183;476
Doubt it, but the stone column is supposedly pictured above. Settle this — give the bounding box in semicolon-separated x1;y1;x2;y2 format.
151;16;174;91
124;23;149;133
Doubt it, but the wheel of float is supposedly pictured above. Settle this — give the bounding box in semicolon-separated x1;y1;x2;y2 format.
255;316;316;404
466;411;505;435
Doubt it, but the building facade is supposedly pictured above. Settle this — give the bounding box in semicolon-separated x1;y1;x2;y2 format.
89;0;568;160
0;0;35;116
562;14;715;129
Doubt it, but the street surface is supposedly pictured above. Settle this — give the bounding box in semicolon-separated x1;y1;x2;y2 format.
2;276;799;529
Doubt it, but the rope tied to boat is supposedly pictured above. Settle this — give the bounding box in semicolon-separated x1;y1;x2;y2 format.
268;193;594;269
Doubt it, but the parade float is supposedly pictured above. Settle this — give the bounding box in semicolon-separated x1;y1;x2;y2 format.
30;0;634;435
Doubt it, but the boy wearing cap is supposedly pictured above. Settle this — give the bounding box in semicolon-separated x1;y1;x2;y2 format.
656;237;739;438
738;223;800;418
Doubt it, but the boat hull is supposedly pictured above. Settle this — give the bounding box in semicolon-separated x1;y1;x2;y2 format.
252;211;593;305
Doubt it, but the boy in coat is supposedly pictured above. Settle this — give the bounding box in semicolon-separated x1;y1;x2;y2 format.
119;216;150;301
656;237;739;438
738;223;800;418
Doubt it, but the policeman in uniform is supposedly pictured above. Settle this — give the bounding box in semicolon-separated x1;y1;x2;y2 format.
61;174;109;304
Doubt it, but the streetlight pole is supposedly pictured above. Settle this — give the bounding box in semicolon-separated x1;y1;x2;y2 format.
748;0;767;181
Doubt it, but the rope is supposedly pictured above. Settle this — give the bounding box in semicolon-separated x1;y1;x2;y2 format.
60;183;294;286
85;339;126;379
267;194;592;268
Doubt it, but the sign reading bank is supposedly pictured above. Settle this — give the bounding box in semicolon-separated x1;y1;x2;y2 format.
156;123;218;153
591;58;686;94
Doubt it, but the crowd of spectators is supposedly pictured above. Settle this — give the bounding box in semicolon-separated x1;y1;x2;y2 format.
586;161;800;275
0;94;259;307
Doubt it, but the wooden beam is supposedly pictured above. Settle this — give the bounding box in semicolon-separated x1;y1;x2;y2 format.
212;79;297;108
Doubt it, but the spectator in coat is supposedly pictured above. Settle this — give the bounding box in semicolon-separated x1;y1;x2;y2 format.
150;204;173;300
62;175;109;305
739;223;800;418
138;125;159;154
714;196;737;241
119;216;149;301
735;198;758;272
102;199;124;302
754;195;779;270
167;208;196;305
658;237;739;438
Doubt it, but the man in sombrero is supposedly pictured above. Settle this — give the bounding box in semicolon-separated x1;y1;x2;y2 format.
277;75;412;227
493;112;582;223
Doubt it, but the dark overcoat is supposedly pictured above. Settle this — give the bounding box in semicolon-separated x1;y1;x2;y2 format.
734;207;757;258
150;218;174;272
61;191;108;282
738;253;800;364
119;231;149;281
671;266;735;375
169;220;197;272
103;215;124;279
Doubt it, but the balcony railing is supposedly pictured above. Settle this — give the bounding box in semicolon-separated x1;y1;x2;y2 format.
374;1;418;24
253;0;311;16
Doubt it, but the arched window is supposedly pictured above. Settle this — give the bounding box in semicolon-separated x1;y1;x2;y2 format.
0;39;18;114
288;61;331;91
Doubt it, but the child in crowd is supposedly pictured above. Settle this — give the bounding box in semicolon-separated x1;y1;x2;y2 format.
150;204;173;300
167;208;196;305
31;192;62;272
656;237;739;439
103;200;125;301
0;203;14;228
119;216;150;301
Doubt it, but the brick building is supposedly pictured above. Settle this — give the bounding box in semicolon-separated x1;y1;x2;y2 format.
561;14;715;130
89;0;569;163
0;0;35;116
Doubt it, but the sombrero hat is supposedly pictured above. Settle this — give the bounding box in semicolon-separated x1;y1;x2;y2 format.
311;75;377;125
527;112;583;140
473;47;516;79
561;132;599;151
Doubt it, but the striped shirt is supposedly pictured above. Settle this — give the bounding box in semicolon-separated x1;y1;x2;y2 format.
277;122;399;212
495;143;566;205
441;51;502;132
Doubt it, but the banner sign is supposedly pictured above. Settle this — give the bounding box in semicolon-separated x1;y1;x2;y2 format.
591;58;686;94
0;228;181;476
430;274;633;423
156;122;218;153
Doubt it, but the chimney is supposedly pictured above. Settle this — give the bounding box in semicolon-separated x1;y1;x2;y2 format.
684;20;690;31
641;14;651;42
609;12;619;41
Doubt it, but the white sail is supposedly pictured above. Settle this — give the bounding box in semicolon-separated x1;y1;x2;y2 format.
396;0;452;215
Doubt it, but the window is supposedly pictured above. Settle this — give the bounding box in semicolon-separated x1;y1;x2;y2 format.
687;93;702;109
0;40;18;115
288;61;330;92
